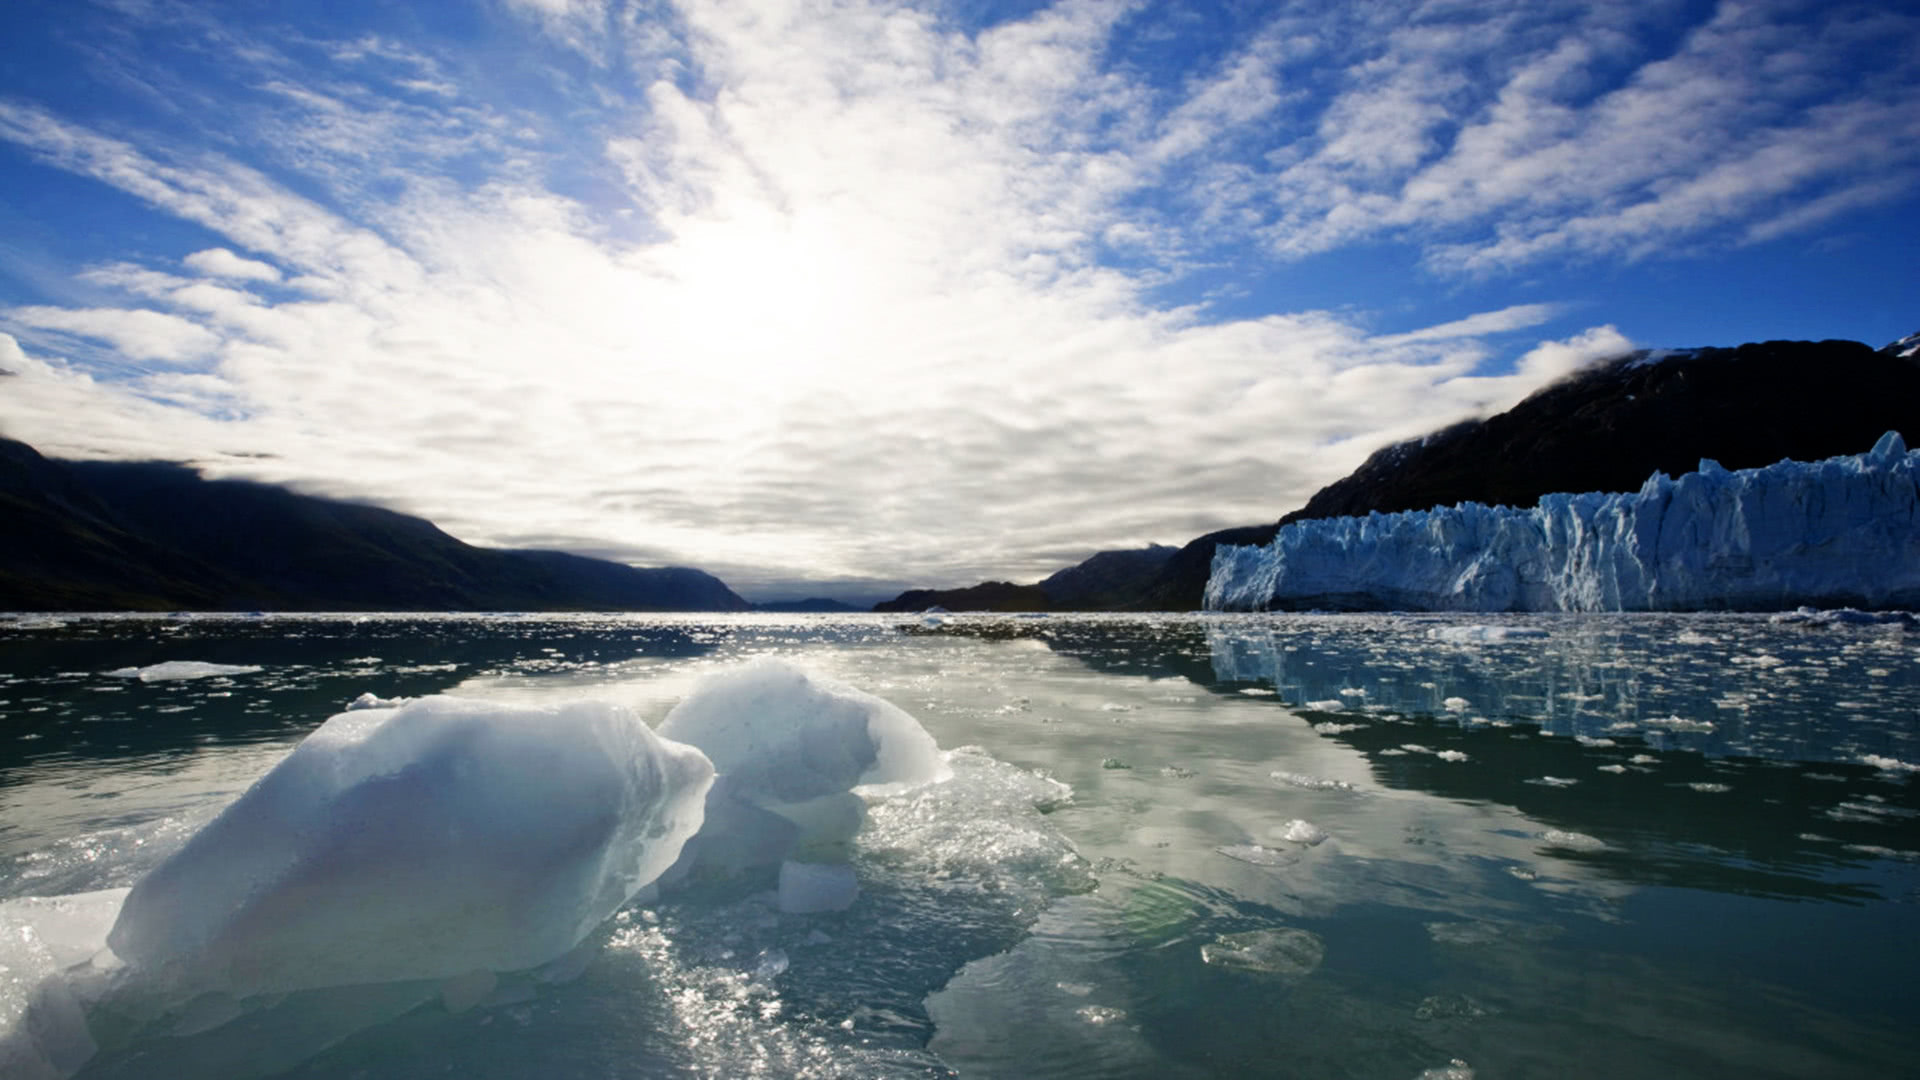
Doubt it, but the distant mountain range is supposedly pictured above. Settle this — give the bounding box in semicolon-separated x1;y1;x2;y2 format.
878;333;1920;612
0;439;747;612
872;545;1178;612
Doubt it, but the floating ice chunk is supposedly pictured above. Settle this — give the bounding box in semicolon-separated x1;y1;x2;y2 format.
1276;819;1327;845
106;695;714;999
1237;687;1275;696
777;861;859;914
1416;1059;1476;1080
1303;698;1347;712
1442;697;1470;712
1525;776;1580;788
1574;736;1617;747
1271;771;1358;792
1199;928;1323;978
1075;1005;1127;1025
1435;750;1469;763
1312;722;1363;734
1648;714;1714;733
1687;782;1731;793
658;658;948;802
344;691;410;711
1629;754;1657;764
1540;829;1606;851
104;661;261;681
1597;764;1627;774
1862;754;1919;773
1428;626;1549;643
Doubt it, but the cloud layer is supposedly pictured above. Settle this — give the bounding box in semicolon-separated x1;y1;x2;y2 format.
0;0;1912;598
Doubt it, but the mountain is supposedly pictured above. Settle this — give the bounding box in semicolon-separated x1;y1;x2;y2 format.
0;438;748;612
871;544;1178;612
1134;334;1920;609
752;598;867;613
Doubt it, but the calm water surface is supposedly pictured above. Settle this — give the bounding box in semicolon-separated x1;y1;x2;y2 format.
2;612;1916;1079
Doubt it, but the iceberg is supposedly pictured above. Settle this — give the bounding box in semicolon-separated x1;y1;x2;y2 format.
1207;432;1920;612
656;658;950;889
107;696;714;999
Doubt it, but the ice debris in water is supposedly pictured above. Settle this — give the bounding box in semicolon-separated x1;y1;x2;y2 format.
104;661;262;681
107;695;715;999
1442;697;1470;712
1416;1059;1476;1079
1272;771;1359;792
1647;714;1714;733
1428;625;1549;643
1199;928;1324;978
1862;754;1920;774
1435;750;1469;762
1540;829;1606;851
776;862;859;915
1275;820;1328;846
344;691;411;711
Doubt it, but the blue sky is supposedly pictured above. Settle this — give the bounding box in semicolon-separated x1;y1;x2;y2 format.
1;0;1916;602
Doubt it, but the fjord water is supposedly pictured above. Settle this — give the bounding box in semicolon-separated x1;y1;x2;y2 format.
2;613;1916;1079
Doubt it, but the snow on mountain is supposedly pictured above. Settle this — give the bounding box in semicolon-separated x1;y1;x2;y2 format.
1206;432;1920;612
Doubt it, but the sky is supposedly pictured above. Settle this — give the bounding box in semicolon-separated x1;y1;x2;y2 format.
0;0;1916;604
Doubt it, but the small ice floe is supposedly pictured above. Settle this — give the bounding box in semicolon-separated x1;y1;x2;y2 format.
1441;697;1470;712
1339;687;1368;697
1271;771;1358;792
1199;927;1324;978
1540;829;1606;851
1428;625;1549;644
1770;607;1919;629
1597;764;1627;774
1844;844;1920;861
1401;744;1434;755
1076;1004;1128;1026
1158;764;1195;779
1648;714;1715;733
1687;782;1732;793
1435;750;1469;763
1862;754;1920;774
1303;698;1347;712
1574;736;1617;747
1378;748;1409;756
105;661;262;681
1312;722;1363;734
1525;776;1579;788
1629;754;1658;764
1275;819;1327;846
1216;844;1298;867
1416;1059;1476;1080
344;691;412;711
1238;687;1276;696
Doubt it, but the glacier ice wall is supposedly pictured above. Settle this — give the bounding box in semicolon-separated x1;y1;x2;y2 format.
1207;432;1920;612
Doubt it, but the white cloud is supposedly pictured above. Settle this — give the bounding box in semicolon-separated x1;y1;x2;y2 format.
184;248;283;283
0;0;1909;596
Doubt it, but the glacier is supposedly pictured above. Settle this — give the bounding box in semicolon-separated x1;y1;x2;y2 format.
1207;431;1920;612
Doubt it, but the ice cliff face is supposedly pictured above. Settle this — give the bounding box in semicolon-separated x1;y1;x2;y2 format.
1206;432;1920;612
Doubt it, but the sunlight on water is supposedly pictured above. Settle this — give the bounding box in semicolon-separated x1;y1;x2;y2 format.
1;612;1916;1078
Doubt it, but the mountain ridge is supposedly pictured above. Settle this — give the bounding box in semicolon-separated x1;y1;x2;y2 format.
0;439;748;612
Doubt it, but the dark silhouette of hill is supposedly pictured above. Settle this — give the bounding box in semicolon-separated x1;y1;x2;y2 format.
0;438;747;612
871;545;1177;612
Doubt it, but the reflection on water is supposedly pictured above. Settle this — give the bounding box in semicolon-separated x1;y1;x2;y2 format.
2;612;1916;1079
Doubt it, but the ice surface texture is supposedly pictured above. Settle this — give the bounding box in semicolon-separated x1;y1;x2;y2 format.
658;658;950;880
1207;432;1920;611
105;696;714;998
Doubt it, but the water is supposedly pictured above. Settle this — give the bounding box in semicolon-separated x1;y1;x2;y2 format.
2;612;1917;1078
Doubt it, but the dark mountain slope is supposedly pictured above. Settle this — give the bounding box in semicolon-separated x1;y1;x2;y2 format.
0;439;746;612
1132;335;1920;610
871;545;1177;613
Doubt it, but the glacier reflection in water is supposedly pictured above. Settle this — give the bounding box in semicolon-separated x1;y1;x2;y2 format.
0;612;1916;1079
